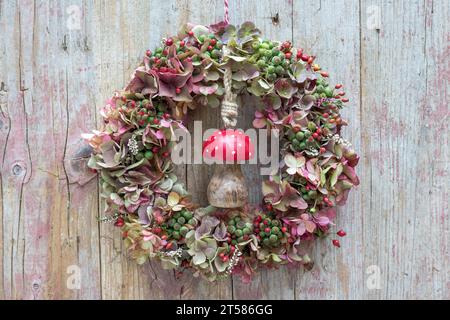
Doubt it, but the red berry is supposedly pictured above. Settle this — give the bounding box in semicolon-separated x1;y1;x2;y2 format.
175;87;181;94
163;113;171;119
338;91;345;96
129;100;136;108
210;39;217;46
179;40;185;47
166;242;173;249
319;147;326;154
296;49;303;59
265;227;271;233
145;49;152;56
114;217;124;227
188;30;194;37
207;45;213;51
316;128;322;134
152;146;160;153
254;228;260;234
285;52;292;59
308;136;314;142
153;227;161;234
293;126;301;133
159;67;168;73
243;235;249;240
153;118;160;124
230;246;235;253
281;227;287;233
332;239;341;248
162;151;170;158
161;235;168;240
219;252;225;258
307;56;314;64
282;41;291;49
335;84;343;89
323;197;329;202
162;49;168;56
222;256;229;262
301;54;309;62
263;220;269;226
312;132;319;139
320;71;329;77
323;113;329;118
337;230;347;237
122;231;128;238
342;98;349;103
266;203;273;211
165;38;173;46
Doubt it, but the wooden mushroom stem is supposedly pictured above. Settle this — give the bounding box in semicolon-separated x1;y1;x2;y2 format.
207;163;249;208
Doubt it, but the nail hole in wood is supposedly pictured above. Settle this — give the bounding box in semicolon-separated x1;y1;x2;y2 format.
271;13;279;25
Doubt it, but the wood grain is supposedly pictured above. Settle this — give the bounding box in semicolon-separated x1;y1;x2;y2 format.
0;0;448;300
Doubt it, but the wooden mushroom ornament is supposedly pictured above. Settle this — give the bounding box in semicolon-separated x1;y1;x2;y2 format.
203;129;254;208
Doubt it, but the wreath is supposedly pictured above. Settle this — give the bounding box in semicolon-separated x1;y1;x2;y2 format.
83;21;360;282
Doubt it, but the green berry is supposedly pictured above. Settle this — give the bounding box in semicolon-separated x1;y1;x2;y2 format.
272;220;280;227
173;223;181;231
234;216;241;222
272;56;281;65
259;231;266;237
267;73;277;81
267;65;276;74
307;122;317;131
308;190;318;199
235;229;243;238
144;150;154;160
304;131;311;138
296;131;305;141
237;236;244;243
182;211;193;220
272;226;280;234
135;152;144;160
292;138;300;146
177;217;186;225
275;65;284;75
257;60;266;68
188;218;197;226
271;47;280;55
310;207;317;213
168;219;176;227
263;238;270;246
236;221;246;229
231;239;237;245
180;226;189;237
325;87;334;98
243;227;251;235
269;234;278;243
261;42;270;50
172;231;180;240
227;226;236;234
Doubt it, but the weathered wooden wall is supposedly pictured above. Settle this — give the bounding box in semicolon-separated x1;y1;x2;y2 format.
0;0;448;300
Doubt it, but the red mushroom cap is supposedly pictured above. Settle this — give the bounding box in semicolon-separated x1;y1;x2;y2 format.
203;129;255;162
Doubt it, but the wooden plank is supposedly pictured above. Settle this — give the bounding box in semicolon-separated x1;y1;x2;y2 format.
359;0;440;299
413;0;449;299
230;0;296;300
0;0;102;299
292;0;362;299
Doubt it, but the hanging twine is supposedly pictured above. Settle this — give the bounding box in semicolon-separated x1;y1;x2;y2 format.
221;47;238;128
224;0;230;25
